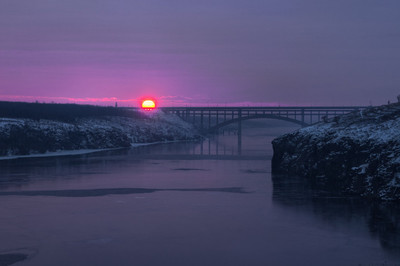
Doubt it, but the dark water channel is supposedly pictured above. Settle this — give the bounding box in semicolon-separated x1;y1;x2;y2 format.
0;126;400;266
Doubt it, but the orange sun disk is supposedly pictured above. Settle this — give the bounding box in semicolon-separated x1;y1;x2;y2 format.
141;99;156;110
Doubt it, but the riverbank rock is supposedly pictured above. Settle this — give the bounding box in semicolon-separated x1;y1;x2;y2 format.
0;111;201;156
272;103;400;201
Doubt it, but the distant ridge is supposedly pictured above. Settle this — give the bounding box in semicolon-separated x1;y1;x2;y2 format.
0;101;143;122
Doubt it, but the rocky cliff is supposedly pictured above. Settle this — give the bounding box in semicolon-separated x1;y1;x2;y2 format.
272;103;400;201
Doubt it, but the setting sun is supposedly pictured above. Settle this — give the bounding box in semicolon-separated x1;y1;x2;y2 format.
141;99;156;110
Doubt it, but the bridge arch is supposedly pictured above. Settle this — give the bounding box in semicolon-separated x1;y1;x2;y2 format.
208;114;307;133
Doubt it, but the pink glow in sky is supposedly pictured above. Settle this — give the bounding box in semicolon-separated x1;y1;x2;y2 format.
1;0;400;107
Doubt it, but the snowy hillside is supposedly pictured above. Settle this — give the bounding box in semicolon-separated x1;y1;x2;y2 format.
272;103;400;201
0;110;201;157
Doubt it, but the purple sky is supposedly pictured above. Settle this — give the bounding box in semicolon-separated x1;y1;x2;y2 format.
1;0;400;106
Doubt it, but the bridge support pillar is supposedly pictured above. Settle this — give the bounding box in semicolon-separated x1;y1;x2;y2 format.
200;111;204;132
238;109;242;155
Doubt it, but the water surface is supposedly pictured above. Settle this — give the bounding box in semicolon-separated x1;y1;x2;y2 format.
1;126;399;266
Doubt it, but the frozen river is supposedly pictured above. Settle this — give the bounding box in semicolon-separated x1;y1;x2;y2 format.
1;126;399;266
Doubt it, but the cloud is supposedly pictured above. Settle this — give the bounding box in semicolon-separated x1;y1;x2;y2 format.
0;95;127;105
0;94;291;107
1;0;400;105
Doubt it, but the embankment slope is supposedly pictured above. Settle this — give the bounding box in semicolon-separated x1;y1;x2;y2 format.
272;103;400;200
0;102;200;157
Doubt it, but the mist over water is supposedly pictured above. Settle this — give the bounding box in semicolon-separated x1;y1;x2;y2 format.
0;121;399;265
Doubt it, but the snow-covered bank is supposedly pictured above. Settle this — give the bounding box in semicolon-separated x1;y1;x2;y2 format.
272;103;400;201
0;148;121;160
0;111;201;158
0;141;188;160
